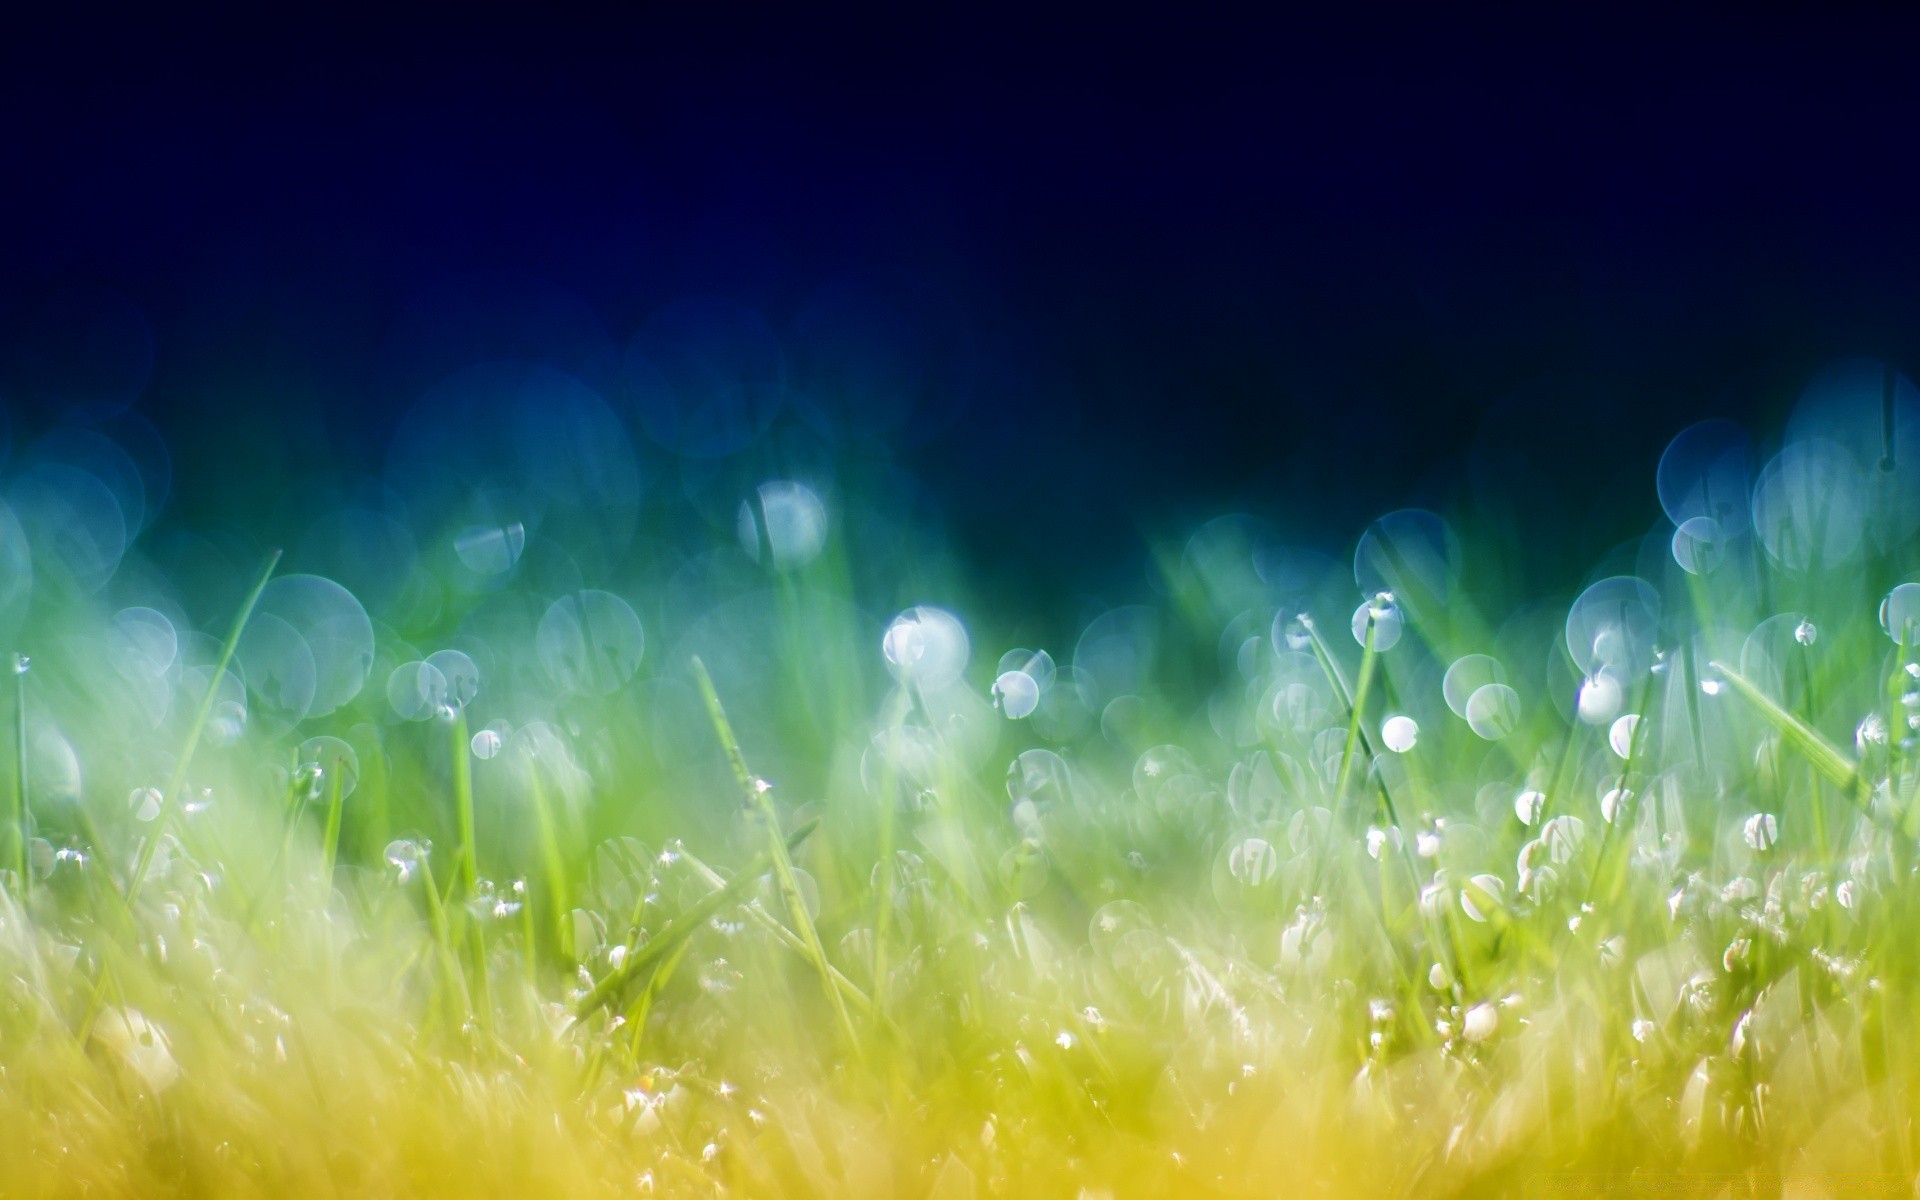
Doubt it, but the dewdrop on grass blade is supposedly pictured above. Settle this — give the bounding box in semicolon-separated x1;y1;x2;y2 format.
127;787;161;822
1578;674;1624;724
1466;683;1521;740
1609;714;1641;758
1882;583;1920;641
1381;715;1418;752
1350;593;1403;650
883;605;970;686
1743;812;1779;852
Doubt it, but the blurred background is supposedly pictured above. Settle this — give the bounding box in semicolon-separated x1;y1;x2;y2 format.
1;10;1917;643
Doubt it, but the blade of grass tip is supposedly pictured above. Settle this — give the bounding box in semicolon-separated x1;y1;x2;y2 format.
126;548;282;904
1708;660;1864;806
690;655;862;1057
573;818;819;1019
451;708;478;898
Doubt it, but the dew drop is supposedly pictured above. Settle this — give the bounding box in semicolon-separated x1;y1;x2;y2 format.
992;670;1040;719
1380;714;1418;753
1577;674;1623;724
1882;583;1920;643
1462;1003;1499;1043
1350;594;1404;651
1608;713;1641;758
127;787;162;822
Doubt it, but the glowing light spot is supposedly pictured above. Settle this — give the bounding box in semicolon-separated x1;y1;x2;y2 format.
1608;714;1641;759
882;606;970;687
1466;683;1521;741
736;480;828;570
992;670;1040;719
1381;714;1418;752
1350;595;1404;651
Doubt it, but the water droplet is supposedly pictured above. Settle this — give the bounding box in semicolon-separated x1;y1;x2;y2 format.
1794;618;1818;646
1466;683;1521;740
1365;826;1399;859
1578;674;1624;724
1882;583;1920;643
127;787;162;822
736;480;828;570
992;670;1040;719
1753;440;1867;571
470;728;503;759
1460;874;1504;922
1380;714;1418;753
11;653;30;675
1462;1003;1499;1043
384;838;431;885
1600;787;1631;825
537;591;645;696
1442;655;1506;718
1354;510;1454;608
882;606;970;686
1743;812;1778;851
1225;836;1280;888
1349;595;1404;651
387;660;449;722
453;522;525;576
1608;714;1641;759
1513;789;1546;826
1541;815;1586;863
1670;516;1723;575
296;736;360;799
425;648;481;710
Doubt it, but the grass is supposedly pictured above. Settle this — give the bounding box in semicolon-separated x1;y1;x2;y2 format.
5;419;1920;1198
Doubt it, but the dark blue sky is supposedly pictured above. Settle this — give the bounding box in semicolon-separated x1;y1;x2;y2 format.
4;10;1919;615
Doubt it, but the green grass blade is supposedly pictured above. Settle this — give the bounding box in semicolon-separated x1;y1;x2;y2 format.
573;818;819;1020
691;656;862;1056
126;549;282;904
1709;659;1863;803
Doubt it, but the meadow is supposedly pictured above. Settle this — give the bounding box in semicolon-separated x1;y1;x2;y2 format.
3;353;1920;1198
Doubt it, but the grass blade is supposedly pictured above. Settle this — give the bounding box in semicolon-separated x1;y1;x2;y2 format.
126;548;282;904
1709;659;1864;803
573;818;819;1019
690;656;862;1056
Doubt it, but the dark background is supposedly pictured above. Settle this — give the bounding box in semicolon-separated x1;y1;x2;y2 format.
4;9;1918;625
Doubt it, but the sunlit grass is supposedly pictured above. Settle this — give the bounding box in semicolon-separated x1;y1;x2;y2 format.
6;367;1920;1196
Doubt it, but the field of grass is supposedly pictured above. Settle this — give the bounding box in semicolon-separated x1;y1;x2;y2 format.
5;364;1920;1197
